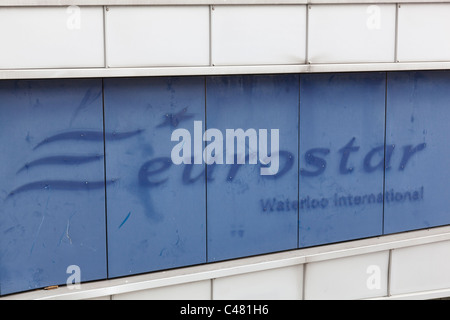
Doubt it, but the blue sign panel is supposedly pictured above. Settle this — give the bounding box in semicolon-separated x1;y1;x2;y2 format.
0;79;107;295
104;77;207;278
384;71;450;233
3;70;450;296
299;73;386;247
206;75;299;262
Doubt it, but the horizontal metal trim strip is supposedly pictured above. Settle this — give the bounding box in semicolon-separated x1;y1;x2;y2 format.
369;287;450;300
2;62;450;80
2;0;450;6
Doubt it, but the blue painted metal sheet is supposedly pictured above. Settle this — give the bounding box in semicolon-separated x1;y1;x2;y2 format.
3;71;450;295
0;79;107;295
206;75;299;262
104;77;207;278
384;71;450;233
299;73;386;247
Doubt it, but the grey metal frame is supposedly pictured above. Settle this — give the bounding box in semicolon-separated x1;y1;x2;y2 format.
2;62;450;80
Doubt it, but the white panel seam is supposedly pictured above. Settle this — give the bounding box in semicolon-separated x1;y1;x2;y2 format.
103;6;108;68
394;3;399;62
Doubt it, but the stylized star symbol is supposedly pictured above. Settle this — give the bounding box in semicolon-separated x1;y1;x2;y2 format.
157;107;195;128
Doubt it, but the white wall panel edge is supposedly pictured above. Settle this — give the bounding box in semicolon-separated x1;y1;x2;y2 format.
396;3;450;62
3;0;450;6
104;6;210;67
2;62;450;80
304;251;390;300
305;229;450;264
307;3;396;64
0;6;105;69
369;287;450;300
3;225;450;300
0;0;308;6
210;5;307;66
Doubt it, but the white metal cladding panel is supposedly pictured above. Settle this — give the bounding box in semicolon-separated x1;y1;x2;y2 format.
212;265;303;300
0;7;104;69
397;4;450;62
1;3;450;74
211;5;306;66
307;4;396;63
390;240;450;296
86;296;111;300
304;251;389;300
105;6;210;67
111;280;211;300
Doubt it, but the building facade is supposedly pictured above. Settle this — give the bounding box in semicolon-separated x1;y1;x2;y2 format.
1;0;450;300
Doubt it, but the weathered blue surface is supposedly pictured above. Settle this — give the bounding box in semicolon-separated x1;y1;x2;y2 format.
0;79;107;295
299;73;386;247
104;77;207;278
384;71;450;233
206;75;299;261
1;71;450;295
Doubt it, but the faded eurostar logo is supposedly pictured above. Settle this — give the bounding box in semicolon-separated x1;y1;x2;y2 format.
6;106;195;199
8;129;143;198
7;105;427;198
